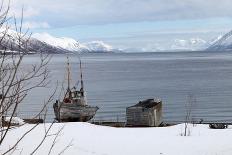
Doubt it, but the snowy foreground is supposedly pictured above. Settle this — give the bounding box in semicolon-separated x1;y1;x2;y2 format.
1;122;232;155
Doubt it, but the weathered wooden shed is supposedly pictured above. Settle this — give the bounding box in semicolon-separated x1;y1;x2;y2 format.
126;99;162;127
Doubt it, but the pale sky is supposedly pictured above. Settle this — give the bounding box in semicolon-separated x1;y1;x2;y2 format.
7;0;232;50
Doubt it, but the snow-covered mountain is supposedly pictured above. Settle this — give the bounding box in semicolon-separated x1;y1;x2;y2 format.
83;41;113;52
32;33;119;53
0;29;70;54
171;38;208;51
207;30;232;51
123;38;209;52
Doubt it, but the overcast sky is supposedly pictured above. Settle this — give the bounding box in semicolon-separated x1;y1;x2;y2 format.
8;0;232;50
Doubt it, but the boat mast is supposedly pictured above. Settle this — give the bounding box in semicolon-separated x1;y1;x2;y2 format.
79;57;84;96
67;56;71;92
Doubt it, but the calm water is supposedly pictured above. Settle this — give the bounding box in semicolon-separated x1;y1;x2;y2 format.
18;51;232;123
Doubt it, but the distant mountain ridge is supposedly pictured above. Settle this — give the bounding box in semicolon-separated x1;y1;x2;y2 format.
2;28;232;53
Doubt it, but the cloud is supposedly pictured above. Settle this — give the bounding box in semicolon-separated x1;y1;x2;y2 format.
7;0;232;28
9;1;40;19
10;6;40;18
22;21;50;29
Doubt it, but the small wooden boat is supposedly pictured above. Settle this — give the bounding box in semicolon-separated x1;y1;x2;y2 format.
209;123;228;129
53;57;98;122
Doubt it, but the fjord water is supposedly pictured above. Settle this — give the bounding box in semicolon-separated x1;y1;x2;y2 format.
20;51;232;123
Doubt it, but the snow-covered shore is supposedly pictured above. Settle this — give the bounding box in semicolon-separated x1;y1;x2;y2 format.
1;122;232;155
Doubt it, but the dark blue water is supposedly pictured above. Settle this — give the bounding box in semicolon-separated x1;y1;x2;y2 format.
19;51;232;123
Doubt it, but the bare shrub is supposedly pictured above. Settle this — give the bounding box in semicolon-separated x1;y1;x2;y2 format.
0;1;69;154
182;94;196;136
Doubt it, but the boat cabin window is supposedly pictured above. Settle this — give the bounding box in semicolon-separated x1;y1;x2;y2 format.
71;91;82;98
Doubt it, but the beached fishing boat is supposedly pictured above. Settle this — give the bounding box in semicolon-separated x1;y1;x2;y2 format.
53;57;98;122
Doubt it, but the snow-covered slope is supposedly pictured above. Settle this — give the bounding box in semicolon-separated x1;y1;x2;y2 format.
209;35;223;46
207;30;232;51
2;122;232;155
33;33;80;51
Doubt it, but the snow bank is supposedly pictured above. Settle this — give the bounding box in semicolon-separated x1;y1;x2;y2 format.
1;122;232;155
4;117;25;125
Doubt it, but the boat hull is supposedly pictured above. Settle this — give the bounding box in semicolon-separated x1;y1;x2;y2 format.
53;102;99;122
